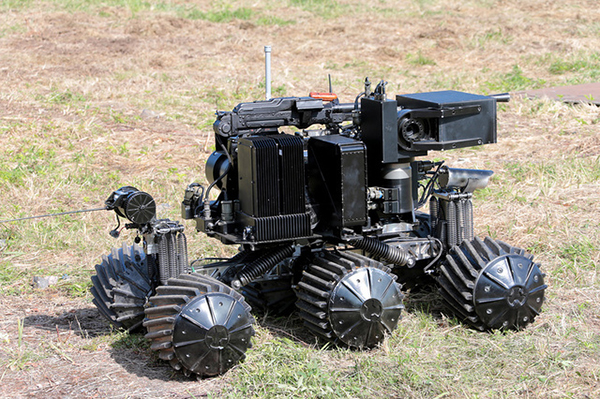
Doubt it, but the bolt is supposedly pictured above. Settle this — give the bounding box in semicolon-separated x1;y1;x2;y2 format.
219;302;223;307
518;263;523;269
523;316;528;322
497;267;503;274
484;285;491;293
486;309;492;315
339;320;343;325
534;275;539;282
357;279;361;283
536;297;541;303
503;321;509;327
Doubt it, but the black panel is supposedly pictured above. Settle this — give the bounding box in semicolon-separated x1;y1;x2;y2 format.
271;135;305;214
238;136;280;217
307;135;367;228
361;97;406;165
238;212;311;242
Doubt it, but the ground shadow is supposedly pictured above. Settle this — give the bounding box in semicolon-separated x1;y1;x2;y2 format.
23;306;113;338
20;284;452;382
22;306;189;381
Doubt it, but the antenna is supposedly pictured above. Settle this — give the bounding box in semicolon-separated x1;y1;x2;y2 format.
264;45;272;100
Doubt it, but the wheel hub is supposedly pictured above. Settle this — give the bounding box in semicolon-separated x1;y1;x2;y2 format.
171;292;254;376
205;325;230;350
361;298;383;322
473;254;546;329
329;267;403;348
506;286;527;308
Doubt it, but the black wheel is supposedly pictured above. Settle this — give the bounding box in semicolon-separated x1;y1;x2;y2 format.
436;236;547;331
143;273;255;378
295;250;404;349
91;243;155;332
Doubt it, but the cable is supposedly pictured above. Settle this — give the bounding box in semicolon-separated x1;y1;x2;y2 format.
0;207;107;224
423;237;444;274
417;161;445;209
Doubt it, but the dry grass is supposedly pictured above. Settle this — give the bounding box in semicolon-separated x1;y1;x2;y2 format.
0;0;599;397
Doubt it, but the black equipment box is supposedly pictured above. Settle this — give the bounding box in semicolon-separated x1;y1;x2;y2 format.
307;135;367;228
396;90;497;151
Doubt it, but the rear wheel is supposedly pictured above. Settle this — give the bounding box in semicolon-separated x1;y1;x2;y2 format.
144;273;255;378
90;243;155;332
436;236;546;330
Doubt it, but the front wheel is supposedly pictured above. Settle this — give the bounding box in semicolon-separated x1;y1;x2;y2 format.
436;236;547;331
143;273;255;378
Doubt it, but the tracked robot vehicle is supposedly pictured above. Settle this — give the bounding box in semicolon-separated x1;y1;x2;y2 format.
91;79;546;377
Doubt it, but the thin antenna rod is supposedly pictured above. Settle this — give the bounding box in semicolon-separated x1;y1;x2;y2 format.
328;74;332;93
264;45;272;100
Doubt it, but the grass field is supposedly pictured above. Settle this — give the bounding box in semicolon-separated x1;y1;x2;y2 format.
0;0;599;397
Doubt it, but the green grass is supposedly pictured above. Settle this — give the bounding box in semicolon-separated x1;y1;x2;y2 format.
471;28;513;49
180;6;253;23
486;65;547;92
1;0;33;11
406;51;437;66
288;0;346;19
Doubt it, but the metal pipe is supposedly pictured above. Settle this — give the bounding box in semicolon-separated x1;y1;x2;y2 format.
264;45;272;100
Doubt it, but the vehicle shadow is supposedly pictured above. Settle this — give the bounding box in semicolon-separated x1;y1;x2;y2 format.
22;306;188;381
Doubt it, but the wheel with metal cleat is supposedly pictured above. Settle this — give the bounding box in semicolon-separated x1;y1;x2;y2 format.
295;250;404;349
436;236;547;331
91;243;156;332
143;273;255;378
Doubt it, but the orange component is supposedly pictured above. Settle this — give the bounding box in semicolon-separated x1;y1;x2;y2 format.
309;92;338;102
